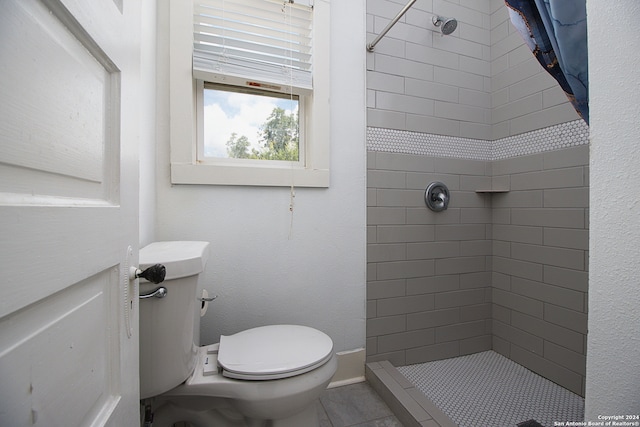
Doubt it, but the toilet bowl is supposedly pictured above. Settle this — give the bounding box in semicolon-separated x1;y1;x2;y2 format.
138;241;337;427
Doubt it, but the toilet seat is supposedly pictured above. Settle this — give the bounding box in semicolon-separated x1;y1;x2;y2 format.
217;325;334;380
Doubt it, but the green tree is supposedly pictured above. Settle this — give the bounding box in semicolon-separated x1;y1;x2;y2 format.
226;132;251;158
253;107;299;161
224;107;299;161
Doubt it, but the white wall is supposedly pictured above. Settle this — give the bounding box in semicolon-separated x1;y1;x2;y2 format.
154;0;367;355
585;0;640;418
139;0;157;247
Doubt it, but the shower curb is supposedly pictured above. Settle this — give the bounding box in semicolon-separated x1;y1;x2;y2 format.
365;361;457;427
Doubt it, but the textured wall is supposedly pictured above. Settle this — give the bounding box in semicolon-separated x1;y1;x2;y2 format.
585;0;640;418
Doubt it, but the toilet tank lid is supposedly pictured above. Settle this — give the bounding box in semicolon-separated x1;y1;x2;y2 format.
139;241;210;281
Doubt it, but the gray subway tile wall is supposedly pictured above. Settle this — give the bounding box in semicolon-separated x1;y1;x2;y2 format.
366;143;589;396
367;0;581;140
367;151;494;369
366;0;589;398
491;148;589;396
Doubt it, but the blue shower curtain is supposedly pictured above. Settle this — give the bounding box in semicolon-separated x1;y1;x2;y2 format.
505;0;588;124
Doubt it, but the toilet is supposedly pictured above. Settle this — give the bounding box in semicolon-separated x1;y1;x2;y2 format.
138;241;337;427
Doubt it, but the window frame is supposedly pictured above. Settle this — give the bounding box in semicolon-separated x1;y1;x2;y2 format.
169;0;330;187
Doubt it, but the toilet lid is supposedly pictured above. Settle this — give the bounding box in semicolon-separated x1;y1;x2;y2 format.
217;325;334;380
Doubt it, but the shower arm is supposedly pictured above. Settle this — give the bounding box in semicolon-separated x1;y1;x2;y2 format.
366;0;417;51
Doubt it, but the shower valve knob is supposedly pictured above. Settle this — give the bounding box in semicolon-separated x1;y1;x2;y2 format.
425;182;450;212
433;192;447;204
130;264;166;284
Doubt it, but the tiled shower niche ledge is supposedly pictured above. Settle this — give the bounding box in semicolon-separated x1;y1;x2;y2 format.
475;188;509;193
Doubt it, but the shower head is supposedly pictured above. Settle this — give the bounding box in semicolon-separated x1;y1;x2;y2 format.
432;15;458;35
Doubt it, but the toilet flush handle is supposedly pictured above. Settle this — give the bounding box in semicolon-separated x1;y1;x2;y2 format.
139;286;168;299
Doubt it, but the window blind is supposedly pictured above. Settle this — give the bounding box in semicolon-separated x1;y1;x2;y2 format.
193;0;313;91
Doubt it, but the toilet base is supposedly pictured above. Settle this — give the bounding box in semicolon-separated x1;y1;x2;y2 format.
149;398;319;427
144;348;337;427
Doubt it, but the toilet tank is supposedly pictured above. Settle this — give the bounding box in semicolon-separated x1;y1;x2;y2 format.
138;241;210;399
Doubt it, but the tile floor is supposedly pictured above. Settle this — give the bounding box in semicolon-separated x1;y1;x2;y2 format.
397;351;584;427
318;381;405;427
366;351;585;427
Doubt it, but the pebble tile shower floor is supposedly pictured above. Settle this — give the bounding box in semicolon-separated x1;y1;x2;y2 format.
396;351;584;427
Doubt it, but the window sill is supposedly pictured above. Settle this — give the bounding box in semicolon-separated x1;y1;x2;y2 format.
170;162;329;187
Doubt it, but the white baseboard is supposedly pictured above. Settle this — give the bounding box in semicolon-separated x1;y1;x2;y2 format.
327;348;366;389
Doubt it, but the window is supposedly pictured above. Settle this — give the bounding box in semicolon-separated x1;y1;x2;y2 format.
169;0;330;187
198;82;301;162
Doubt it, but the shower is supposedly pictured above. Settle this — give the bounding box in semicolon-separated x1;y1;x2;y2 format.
366;0;457;51
432;15;458;35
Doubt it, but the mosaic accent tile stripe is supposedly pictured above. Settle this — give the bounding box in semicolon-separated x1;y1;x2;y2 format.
367;120;589;161
367;127;493;161
493;121;590;160
397;351;585;427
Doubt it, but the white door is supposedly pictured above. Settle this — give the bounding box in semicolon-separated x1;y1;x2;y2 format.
0;0;141;425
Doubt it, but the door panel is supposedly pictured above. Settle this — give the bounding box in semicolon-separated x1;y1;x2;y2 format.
0;270;118;426
0;0;141;425
0;0;117;197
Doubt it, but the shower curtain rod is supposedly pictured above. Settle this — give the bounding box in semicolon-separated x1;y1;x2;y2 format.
367;0;417;51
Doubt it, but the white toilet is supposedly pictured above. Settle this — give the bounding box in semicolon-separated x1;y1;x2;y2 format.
138;241;337;427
